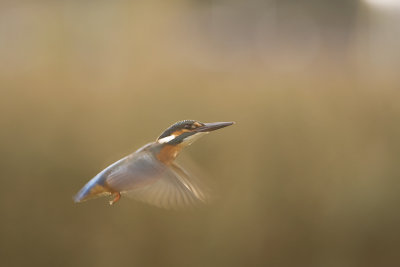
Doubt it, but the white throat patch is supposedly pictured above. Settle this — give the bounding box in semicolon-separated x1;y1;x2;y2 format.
157;135;177;144
157;132;209;145
180;132;209;146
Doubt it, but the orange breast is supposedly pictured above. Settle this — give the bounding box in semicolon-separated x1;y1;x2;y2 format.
156;144;182;165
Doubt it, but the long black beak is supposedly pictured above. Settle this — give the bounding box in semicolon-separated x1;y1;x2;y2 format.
195;121;235;132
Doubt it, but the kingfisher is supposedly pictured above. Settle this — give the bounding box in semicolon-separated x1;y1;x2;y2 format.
74;120;234;209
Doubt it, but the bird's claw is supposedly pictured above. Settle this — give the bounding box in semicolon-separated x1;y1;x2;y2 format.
109;192;121;205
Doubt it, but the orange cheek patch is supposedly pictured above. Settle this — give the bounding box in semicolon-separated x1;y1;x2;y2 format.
172;129;190;136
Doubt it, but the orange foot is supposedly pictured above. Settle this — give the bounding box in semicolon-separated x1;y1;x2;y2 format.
109;192;121;205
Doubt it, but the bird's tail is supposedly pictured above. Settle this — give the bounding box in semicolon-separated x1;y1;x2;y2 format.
73;179;110;203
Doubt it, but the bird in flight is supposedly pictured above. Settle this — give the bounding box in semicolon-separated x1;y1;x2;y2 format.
74;120;234;209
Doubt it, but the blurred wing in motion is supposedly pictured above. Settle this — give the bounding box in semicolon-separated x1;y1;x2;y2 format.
106;151;210;209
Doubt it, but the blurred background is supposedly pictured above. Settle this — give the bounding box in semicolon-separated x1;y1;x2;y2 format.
1;0;400;266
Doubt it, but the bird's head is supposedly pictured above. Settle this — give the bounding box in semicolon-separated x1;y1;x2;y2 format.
157;120;234;147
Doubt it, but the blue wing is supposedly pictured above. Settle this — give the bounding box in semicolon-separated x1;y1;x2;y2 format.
74;147;209;208
105;152;210;209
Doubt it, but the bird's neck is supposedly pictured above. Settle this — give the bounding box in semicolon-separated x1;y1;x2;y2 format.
156;144;183;165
